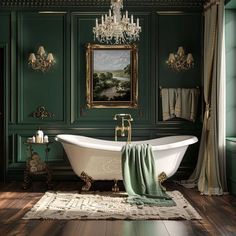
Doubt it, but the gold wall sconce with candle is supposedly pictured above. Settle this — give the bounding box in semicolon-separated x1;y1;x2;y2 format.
166;47;194;72
28;46;56;72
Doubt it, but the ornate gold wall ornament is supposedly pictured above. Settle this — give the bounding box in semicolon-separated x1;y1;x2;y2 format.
30;106;54;120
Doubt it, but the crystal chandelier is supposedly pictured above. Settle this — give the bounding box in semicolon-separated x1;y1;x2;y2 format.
93;0;141;44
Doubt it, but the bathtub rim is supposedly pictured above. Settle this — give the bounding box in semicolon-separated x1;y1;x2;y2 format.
55;134;198;152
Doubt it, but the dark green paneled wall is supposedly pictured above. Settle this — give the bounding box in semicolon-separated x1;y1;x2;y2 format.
158;14;202;87
72;12;153;124
226;10;236;136
226;138;236;195
157;13;202;122
0;13;10;44
19;13;66;123
226;9;236;195
0;8;203;180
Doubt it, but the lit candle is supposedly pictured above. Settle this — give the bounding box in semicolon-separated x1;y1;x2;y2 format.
177;46;184;56
187;53;194;64
131;15;133;24
137;18;139;27
28;53;36;63
46;53;54;63
37;46;45;56
109;9;111;17
168;53;175;63
96;18;98;27
126;11;128;18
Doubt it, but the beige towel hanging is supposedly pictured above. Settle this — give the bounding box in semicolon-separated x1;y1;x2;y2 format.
161;88;176;121
161;88;199;122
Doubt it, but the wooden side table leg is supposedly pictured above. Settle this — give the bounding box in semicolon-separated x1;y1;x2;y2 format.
46;168;53;190
22;169;31;190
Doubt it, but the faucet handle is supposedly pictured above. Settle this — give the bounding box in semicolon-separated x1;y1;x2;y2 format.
113;113;133;121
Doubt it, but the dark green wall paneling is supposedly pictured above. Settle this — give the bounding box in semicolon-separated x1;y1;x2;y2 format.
18;12;67;124
0;12;11;44
226;138;236;195
226;9;236;195
157;13;202;88
71;12;153;126
226;10;236;137
226;0;236;9
3;8;203;180
157;12;202;122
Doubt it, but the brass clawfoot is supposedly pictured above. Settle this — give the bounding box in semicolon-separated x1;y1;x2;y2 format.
158;172;167;191
80;171;93;191
112;179;119;192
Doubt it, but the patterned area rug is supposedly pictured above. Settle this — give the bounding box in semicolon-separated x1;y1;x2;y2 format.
23;191;201;220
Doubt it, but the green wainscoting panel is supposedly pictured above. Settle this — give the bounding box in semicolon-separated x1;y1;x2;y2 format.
226;0;236;9
0;13;11;43
17;12;67;124
71;12;153;126
226;10;236;137
226;138;236;195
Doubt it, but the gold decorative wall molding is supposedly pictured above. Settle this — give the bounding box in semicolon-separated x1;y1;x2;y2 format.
30;106;54;120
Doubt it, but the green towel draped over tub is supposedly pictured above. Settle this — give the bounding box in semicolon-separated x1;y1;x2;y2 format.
121;144;176;206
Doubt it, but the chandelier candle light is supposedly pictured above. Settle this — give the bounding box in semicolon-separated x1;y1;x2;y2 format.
166;47;194;72
93;0;141;44
28;46;56;72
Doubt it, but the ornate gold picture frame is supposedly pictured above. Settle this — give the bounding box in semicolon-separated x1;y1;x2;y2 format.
86;43;138;108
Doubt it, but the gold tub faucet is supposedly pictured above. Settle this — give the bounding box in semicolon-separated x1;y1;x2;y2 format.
113;114;133;143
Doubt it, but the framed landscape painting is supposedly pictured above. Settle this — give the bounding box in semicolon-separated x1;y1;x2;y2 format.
86;44;138;108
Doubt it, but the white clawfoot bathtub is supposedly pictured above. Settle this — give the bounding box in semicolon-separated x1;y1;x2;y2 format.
55;134;198;181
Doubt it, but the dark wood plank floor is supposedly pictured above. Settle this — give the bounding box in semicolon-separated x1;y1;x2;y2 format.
0;181;236;236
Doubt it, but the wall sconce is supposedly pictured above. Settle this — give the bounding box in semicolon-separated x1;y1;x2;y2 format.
28;46;56;72
166;47;194;72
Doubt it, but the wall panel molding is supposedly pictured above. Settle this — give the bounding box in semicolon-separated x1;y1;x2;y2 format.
17;12;68;124
71;12;153;125
155;11;203;124
0;0;205;8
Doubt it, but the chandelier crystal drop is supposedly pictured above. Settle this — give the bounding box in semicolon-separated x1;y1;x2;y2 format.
93;0;141;44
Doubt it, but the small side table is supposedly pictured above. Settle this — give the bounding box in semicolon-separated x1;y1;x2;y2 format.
22;141;53;190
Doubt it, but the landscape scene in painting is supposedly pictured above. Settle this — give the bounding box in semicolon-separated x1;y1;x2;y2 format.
92;50;131;101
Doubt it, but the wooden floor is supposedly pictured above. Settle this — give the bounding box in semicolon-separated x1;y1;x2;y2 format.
0;181;236;236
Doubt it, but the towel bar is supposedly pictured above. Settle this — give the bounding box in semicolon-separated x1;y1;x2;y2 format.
159;86;200;97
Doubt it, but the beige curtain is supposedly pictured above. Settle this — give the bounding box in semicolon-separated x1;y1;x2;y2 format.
181;0;227;195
